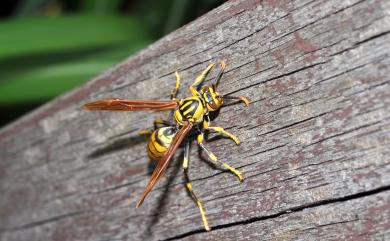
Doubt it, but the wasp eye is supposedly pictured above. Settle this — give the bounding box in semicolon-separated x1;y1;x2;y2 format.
206;92;213;103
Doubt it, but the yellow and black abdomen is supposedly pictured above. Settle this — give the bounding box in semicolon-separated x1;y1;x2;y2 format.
174;96;205;125
147;126;176;161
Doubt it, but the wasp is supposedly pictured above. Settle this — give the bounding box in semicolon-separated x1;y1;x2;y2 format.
83;61;249;231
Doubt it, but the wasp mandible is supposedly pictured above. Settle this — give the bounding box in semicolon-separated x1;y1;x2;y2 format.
83;61;249;231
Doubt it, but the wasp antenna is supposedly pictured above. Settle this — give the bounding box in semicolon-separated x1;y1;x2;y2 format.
213;60;226;87
222;95;250;107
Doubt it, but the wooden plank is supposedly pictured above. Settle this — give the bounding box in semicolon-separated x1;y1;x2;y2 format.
1;0;390;240
168;191;390;241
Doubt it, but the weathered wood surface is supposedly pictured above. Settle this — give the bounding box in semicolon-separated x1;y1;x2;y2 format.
1;0;390;240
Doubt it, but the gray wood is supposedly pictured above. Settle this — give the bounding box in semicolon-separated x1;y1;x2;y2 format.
1;0;390;240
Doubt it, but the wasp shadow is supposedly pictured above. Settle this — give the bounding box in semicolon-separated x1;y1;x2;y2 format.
141;151;183;240
87;134;148;159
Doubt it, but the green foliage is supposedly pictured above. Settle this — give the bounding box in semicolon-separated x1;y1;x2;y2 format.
0;15;151;104
80;0;122;14
0;15;148;59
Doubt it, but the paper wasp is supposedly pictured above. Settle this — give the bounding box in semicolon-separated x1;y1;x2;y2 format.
83;61;249;231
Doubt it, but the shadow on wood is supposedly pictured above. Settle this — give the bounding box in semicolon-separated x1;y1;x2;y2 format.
87;135;148;159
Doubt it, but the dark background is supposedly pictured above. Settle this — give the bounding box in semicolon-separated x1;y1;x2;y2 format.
0;0;224;127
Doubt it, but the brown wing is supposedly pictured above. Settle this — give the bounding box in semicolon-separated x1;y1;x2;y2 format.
136;122;193;208
83;98;179;111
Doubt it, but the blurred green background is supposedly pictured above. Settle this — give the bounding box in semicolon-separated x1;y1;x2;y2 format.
0;0;224;127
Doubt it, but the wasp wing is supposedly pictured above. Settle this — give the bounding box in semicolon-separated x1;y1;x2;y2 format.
136;122;193;207
83;99;179;111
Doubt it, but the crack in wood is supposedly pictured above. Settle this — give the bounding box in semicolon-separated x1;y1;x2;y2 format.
243;166;281;180
204;189;252;203
257;111;329;137
271;0;366;43
228;60;328;95
2;211;86;232
304;120;382;147
211;26;267;54
305;182;330;190
244;143;288;158
330;30;390;57
297;218;360;232
162;185;390;241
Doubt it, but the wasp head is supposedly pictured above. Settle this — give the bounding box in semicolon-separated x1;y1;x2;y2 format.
201;84;223;112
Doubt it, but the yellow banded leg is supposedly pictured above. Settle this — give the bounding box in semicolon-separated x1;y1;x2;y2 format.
206;126;241;145
197;133;243;182
171;71;181;99
203;116;241;145
189;63;215;96
182;141;210;231
138;129;153;136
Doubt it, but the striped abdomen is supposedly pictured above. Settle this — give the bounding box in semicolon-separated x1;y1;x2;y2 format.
174;96;205;125
147;127;177;161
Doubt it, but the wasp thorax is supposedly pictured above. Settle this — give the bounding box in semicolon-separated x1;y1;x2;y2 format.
201;85;223;111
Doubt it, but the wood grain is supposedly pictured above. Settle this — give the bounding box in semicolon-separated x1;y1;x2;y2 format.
1;0;390;240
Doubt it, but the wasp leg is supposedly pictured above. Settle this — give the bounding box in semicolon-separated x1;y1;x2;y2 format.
139;118;174;136
171;71;181;99
206;126;241;145
203;115;240;145
153;118;175;129
183;141;210;231
190;63;215;96
197;133;243;181
138;129;153;136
